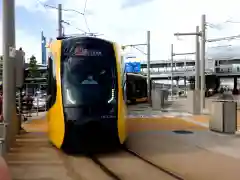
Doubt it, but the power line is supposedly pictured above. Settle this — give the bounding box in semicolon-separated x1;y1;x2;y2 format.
83;0;88;13
62;20;103;37
61;20;86;33
37;0;84;15
207;34;240;42
175;20;240;43
132;46;147;55
206;19;240;43
83;0;90;32
37;0;105;38
37;0;91;33
209;45;232;48
225;19;240;24
206;22;223;30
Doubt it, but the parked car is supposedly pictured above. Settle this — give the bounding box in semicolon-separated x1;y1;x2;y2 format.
32;94;47;111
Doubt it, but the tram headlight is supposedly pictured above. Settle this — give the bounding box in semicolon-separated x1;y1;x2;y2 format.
108;89;115;104
66;89;76;104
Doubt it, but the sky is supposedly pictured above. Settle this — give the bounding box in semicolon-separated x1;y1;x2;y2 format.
2;0;240;63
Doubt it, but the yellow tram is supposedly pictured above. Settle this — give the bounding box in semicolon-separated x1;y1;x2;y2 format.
46;36;127;153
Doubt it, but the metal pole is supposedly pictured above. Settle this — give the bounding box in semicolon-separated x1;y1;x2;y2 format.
174;52;195;55
195;26;200;90
147;31;151;103
18;88;22;131
58;4;63;37
184;77;187;96
171;44;174;97
123;43;147;47
200;14;206;112
2;0;16;155
174;32;201;36
198;40;201;87
36;96;39;116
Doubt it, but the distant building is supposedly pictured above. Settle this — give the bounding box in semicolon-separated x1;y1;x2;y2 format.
41;31;47;65
0;56;47;93
24;63;47;94
0;48;25;82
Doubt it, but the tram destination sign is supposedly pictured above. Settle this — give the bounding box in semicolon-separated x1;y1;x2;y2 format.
74;46;102;57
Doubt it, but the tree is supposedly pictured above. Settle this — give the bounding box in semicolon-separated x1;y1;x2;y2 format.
28;55;39;77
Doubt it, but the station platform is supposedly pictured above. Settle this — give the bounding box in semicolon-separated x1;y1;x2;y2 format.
128;102;240;130
127;103;240;180
3;105;240;180
127;130;240;180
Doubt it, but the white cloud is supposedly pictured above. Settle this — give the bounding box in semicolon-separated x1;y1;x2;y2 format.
16;0;49;13
60;0;240;61
0;0;47;63
15;30;42;63
0;19;41;63
2;0;240;64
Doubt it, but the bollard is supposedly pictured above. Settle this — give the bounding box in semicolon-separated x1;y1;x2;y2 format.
210;100;237;134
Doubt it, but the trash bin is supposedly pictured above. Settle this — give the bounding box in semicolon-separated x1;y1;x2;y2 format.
151;87;165;110
210;100;237;134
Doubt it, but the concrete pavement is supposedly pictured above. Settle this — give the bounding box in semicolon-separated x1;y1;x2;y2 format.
6;104;240;180
7;112;204;180
127;130;240;180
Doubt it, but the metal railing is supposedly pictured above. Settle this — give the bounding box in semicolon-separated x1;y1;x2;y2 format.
32;96;47;116
16;95;47;120
141;64;240;74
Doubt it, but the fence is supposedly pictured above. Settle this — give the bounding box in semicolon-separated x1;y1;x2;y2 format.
16;95;47;119
0;92;48;156
151;89;240;115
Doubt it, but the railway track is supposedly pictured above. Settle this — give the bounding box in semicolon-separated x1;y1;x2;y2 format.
7;133;185;180
63;148;184;180
124;148;184;180
89;154;121;180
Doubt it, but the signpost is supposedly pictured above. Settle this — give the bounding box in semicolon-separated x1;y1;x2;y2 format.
125;62;141;73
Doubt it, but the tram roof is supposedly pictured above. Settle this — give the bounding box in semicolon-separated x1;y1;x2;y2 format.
126;73;147;79
60;35;113;44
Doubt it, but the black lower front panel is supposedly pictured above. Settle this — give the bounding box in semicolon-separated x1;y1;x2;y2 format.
61;119;121;153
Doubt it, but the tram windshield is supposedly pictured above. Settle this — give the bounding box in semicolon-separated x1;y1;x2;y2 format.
61;40;117;107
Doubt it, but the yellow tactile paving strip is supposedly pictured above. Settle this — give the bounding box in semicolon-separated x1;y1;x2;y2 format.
191;115;210;123
127;97;148;104
22;115;206;134
135;97;148;103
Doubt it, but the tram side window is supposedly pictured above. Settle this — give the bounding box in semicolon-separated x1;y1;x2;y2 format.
47;53;57;108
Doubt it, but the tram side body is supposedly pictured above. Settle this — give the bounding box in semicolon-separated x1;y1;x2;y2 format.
126;73;148;104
